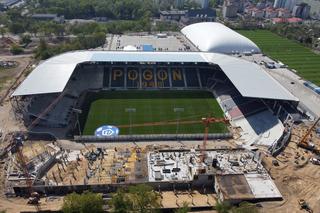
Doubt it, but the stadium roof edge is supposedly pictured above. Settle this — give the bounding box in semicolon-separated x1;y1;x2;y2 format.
11;51;298;102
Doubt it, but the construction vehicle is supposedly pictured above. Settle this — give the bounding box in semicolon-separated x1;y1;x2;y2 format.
298;117;320;154
200;117;229;162
310;156;320;165
298;199;313;213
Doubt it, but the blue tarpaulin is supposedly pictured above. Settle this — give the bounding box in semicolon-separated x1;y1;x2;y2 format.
142;44;154;52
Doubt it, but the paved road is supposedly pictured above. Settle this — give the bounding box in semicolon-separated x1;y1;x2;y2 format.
268;68;320;118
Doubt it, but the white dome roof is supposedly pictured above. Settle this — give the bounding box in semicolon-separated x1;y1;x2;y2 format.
181;22;261;54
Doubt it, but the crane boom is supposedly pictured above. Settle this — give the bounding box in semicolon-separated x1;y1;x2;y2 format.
201;117;229;162
298;117;320;154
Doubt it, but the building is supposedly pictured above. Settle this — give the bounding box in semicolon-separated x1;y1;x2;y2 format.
222;5;238;18
159;10;186;22
174;0;185;9
284;0;296;11
274;0;286;8
277;8;291;18
0;0;22;9
292;3;311;19
31;14;65;23
11;22;298;140
181;22;261;54
265;7;278;18
148;149;283;204
181;8;216;24
272;17;303;24
251;8;265;19
200;0;209;9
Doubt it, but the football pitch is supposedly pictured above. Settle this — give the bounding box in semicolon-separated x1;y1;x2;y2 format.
238;30;320;85
82;91;227;135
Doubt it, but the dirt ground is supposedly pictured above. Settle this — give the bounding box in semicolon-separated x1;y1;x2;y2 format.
0;196;63;213
260;125;320;213
0;55;32;135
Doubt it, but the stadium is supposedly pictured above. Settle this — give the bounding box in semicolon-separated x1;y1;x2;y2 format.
11;22;300;148
8;22;320;209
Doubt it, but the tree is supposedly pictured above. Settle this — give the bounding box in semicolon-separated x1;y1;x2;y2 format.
10;44;24;55
35;39;53;60
20;34;32;45
62;191;104;213
215;199;232;213
231;202;259;213
128;184;160;212
109;188;131;213
175;202;190;213
109;184;160;213
0;27;6;38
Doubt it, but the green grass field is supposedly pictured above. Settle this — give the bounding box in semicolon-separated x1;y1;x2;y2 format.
238;30;320;85
82;91;227;135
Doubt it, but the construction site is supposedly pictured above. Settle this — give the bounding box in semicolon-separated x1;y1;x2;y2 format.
1;23;320;213
0;116;318;212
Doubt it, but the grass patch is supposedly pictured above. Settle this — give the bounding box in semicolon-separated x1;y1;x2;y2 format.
238;30;320;85
82;90;227;135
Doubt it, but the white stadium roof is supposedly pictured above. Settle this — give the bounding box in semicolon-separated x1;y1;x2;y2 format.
12;51;298;101
181;22;261;54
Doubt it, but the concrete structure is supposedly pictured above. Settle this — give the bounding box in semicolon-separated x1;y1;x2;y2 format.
106;33;196;52
148;149;282;203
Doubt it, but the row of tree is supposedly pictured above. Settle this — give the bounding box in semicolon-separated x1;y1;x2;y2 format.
34;32;106;59
61;184;259;213
268;23;320;48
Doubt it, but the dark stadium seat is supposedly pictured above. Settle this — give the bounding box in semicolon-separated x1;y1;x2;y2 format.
185;67;200;87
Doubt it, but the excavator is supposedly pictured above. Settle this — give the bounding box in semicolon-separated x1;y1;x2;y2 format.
298;117;320;155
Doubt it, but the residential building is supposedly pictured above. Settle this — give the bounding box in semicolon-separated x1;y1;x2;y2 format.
223;4;238;18
274;0;286;8
277;8;291;18
265;7;278;18
181;8;216;24
201;0;209;9
284;0;296;11
252;8;264;19
292;3;311;19
31;14;65;23
159;10;186;22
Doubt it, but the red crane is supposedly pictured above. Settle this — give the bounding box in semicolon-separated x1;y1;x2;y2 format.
200;117;229;162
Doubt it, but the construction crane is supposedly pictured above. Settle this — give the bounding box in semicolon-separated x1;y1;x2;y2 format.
298;117;320;154
6;91;68;206
11;133;40;205
200;117;229;162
